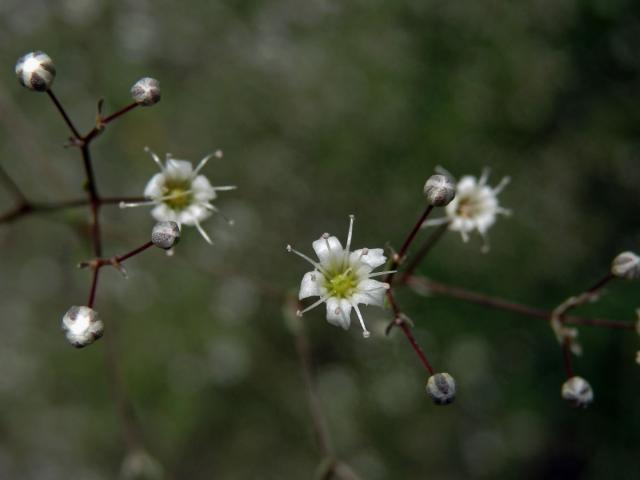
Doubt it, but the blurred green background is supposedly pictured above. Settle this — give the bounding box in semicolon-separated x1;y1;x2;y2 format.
1;0;639;478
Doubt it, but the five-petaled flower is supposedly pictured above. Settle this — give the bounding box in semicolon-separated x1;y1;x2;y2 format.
287;215;393;338
121;148;236;244
423;168;511;252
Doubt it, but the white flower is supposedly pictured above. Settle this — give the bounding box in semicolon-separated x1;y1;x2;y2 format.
424;168;511;251
61;306;104;348
287;215;393;338
121;148;236;244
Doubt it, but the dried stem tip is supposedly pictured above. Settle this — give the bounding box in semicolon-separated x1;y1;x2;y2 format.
426;372;456;405
423;174;456;207
611;251;640;280
61;306;104;348
561;376;593;408
151;221;181;249
15;51;56;91
131;77;161;106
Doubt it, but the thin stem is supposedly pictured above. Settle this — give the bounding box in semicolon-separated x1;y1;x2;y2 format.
290;301;333;458
0;163;27;203
406;275;635;330
115;241;153;263
385;204;434;286
399;322;435;375
385;288;436;374
46;89;81;139
401;222;449;281
88;267;100;309
82;102;140;144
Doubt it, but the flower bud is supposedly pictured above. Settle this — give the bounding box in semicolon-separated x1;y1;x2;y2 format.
131;77;161;106
151;221;180;249
611;251;640;280
423;174;456;207
61;306;104;348
561;376;593;408
426;372;456;405
15;51;56;92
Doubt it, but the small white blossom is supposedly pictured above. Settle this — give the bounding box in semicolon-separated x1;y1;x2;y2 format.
121;148;236;244
423;168;511;251
287;215;393;338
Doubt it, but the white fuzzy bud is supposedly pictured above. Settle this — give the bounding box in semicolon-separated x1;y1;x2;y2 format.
426;372;456;405
423;174;456;207
131;77;161;106
611;251;640;280
151;221;180;249
61;306;104;348
15;51;56;91
561;376;593;408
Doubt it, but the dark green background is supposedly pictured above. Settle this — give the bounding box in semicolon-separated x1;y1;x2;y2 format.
0;0;639;478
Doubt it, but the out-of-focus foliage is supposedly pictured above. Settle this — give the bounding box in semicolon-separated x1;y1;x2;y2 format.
0;0;639;478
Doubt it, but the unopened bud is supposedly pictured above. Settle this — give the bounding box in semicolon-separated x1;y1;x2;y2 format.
561;376;593;408
423;174;456;207
61;306;104;348
426;372;456;405
15;51;56;91
131;77;161;106
611;251;640;280
151;221;180;249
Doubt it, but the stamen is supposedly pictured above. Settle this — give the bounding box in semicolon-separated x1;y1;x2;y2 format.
286;245;329;276
422;217;450;228
119;190;194;209
194;219;213;245
493;176;511;195
204;203;235;226
479;167;490;186
362;282;390;291
212;185;237;192
352;303;370;338
367;270;396;278
298;294;330;316
496;207;512;216
193;150;225;176
144;146;164;171
119;199;159;208
346;215;355;253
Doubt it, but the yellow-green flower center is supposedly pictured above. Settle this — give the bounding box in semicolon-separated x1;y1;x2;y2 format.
326;269;358;298
163;179;192;211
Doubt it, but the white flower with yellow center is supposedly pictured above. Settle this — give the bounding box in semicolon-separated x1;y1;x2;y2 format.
121;148;236;244
424;168;511;251
287;215;393;338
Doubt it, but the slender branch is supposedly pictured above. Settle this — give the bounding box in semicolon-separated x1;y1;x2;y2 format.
385;204;434;286
406;275;635;330
88;267;100;308
46;89;81;139
562;338;574;378
0;163;27;203
83;102;139;144
401;222;449;281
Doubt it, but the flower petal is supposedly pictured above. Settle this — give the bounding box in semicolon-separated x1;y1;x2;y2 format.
192;175;217;201
352;279;387;306
350;248;386;270
144;173;166;199
299;271;324;300
312;235;344;265
326;297;352;330
164;159;193;181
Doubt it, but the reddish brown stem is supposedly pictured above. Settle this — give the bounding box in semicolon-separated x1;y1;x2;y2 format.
46;89;81;139
88;267;100;309
401;222;449;281
385;204;434;286
399;322;435;375
0;163;27;203
406;276;635;330
83;102;139;144
115;241;153;263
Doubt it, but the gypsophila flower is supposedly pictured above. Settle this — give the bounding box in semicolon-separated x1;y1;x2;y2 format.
423;168;510;252
287;215;393;338
61;306;103;348
121;147;236;244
